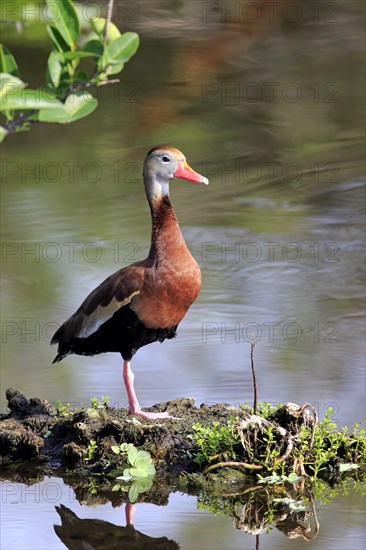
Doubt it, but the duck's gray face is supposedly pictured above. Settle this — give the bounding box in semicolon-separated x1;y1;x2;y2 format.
144;146;209;185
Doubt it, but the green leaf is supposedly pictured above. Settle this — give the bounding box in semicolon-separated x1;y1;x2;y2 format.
135;458;149;470
116;468;132;481
89;17;121;43
137;450;152;460
0;74;25;99
135;477;153;493
82;40;104;57
116;474;132;482
111;445;120;455
0;90;61;111
0;126;8;143
129;467;148;478
47;25;70;54
127;445;138;466
75;70;89;82
46;0;80;47
0;45;19;77
105;33;139;64
112;484;121;491
46;52;63;89
287;472;302;483
38;92;98;123
144;463;156;475
128;484;139;503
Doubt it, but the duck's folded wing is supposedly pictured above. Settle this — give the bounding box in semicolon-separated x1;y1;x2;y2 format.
51;265;145;347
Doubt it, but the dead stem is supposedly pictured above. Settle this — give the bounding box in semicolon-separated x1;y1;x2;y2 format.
203;461;263;474
251;338;258;415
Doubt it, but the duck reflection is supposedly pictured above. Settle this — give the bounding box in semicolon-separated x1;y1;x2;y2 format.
54;503;179;550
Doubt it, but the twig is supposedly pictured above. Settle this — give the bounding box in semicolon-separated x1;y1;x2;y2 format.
103;0;115;44
202;461;263;474
250;337;258;415
298;402;318;452
274;435;295;465
4;109;37;132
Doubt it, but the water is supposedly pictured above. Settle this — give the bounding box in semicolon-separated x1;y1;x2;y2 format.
1;1;365;548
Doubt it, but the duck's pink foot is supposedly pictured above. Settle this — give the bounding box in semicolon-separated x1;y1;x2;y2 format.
128;406;179;420
123;360;179;420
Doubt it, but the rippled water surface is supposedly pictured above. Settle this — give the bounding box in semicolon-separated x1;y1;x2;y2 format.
1;1;365;549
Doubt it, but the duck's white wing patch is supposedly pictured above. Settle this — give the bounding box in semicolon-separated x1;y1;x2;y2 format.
78;291;140;339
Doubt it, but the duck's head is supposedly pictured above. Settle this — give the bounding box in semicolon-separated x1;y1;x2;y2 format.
143;146;209;192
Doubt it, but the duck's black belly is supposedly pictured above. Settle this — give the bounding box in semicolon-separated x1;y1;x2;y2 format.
57;306;177;362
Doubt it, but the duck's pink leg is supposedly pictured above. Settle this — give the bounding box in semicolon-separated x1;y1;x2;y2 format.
123;360;177;420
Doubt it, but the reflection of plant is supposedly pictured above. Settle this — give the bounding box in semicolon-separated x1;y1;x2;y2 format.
198;488;315;539
257;472;303;485
111;443;156;502
0;0;139;141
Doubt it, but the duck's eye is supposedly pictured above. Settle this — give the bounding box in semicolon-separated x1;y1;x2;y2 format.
162;155;170;163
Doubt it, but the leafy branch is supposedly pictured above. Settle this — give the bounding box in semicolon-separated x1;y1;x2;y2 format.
0;0;139;142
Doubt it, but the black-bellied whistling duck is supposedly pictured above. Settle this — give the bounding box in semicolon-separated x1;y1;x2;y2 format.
51;146;208;419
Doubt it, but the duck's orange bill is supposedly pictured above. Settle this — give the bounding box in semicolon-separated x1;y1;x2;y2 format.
174;161;209;185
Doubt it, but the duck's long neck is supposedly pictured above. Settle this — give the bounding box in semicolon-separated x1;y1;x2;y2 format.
144;176;186;261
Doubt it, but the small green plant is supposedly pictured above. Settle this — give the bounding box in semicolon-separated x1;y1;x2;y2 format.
111;443;156;502
90;396;109;409
294;408;366;477
85;439;98;462
191;406;366;478
191;418;240;466
55;399;73;417
88;478;98;495
0;0;139;141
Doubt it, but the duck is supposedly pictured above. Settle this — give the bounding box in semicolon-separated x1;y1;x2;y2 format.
51;146;208;419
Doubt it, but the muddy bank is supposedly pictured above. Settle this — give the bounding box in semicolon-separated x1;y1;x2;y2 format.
0;388;248;473
1;388;364;480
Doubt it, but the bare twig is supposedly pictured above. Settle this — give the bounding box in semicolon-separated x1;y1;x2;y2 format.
298;402;318;452
103;0;115;43
250;338;258;415
202;461;263;474
274;435;295;465
4;109;37;132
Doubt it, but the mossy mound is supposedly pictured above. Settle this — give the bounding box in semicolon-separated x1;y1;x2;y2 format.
0;388;364;481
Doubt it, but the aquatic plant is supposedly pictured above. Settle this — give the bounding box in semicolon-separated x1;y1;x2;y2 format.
191;404;366;478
